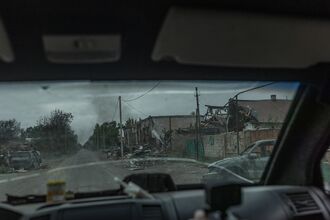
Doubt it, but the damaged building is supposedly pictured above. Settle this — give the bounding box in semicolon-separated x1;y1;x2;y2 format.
202;105;228;133
124;115;196;149
202;94;291;133
123;95;291;159
227;94;291;131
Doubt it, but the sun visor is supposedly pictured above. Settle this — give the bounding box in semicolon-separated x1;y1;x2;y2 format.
43;35;121;63
0;17;14;63
152;7;330;68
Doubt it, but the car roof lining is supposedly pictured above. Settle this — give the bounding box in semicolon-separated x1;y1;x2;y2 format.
0;0;329;82
152;7;330;68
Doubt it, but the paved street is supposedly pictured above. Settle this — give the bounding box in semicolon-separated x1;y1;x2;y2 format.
0;149;208;201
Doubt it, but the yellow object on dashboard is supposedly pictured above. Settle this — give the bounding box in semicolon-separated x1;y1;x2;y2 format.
47;180;66;203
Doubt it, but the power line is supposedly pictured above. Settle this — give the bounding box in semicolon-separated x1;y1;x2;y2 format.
119;96;123;157
123;101;148;117
232;81;276;153
223;82;277;107
195;87;201;160
122;81;161;102
235;82;276;97
123;101;165;133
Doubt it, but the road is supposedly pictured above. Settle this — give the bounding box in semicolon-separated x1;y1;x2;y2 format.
0;149;208;201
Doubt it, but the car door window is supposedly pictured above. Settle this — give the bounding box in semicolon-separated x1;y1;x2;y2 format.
252;143;274;157
241;143;255;155
247;142;275;180
321;149;330;191
251;145;262;157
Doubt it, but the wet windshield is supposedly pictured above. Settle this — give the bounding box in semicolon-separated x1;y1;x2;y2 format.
0;81;298;200
240;143;255;155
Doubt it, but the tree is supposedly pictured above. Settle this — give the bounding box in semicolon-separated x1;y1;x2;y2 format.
26;109;78;153
84;121;119;150
0;119;21;144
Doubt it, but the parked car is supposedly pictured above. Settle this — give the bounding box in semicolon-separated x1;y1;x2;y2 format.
203;139;276;182
9;151;41;170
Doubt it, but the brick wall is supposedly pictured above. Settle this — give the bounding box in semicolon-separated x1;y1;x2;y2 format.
203;134;226;158
203;129;280;159
169;129;281;160
170;133;195;156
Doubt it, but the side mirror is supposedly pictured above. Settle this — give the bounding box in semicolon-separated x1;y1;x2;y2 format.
248;153;258;159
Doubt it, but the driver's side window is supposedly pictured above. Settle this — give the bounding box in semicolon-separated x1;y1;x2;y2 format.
251;145;262;157
321;149;330;191
252;143;274;158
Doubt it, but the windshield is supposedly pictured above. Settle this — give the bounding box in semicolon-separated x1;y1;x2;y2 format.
252;141;275;157
240;143;255;155
0;81;298;200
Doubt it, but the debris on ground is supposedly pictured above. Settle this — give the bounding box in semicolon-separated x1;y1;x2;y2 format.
15;169;28;173
127;159;144;170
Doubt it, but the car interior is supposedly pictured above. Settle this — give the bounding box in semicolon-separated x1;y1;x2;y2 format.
0;0;330;220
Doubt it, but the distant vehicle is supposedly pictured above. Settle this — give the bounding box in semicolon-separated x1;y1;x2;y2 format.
204;139;276;181
9;151;41;170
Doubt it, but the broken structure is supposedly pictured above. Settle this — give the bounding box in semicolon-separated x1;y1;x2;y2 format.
202;94;291;133
124;115;196;149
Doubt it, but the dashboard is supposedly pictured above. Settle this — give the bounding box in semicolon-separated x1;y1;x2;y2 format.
0;186;330;220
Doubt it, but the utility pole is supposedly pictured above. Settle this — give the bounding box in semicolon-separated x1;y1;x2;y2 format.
102;125;105;150
169;117;172;149
135;122;138;145
119;96;124;158
235;95;240;155
231;82;276;155
127;128;130;152
97;126;99;151
195;87;201;160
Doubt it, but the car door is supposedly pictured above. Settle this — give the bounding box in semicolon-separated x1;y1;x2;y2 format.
250;142;275;179
239;143;256;178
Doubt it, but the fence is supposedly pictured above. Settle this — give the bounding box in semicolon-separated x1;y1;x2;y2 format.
170;129;280;161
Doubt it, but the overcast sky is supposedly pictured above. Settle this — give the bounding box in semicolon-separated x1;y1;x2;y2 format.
0;81;299;143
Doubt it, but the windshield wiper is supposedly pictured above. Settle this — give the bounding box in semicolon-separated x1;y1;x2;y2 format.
114;177;154;199
5;189;124;205
5;174;157;205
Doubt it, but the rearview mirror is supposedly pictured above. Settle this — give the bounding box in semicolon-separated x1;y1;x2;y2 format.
248;153;258;159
